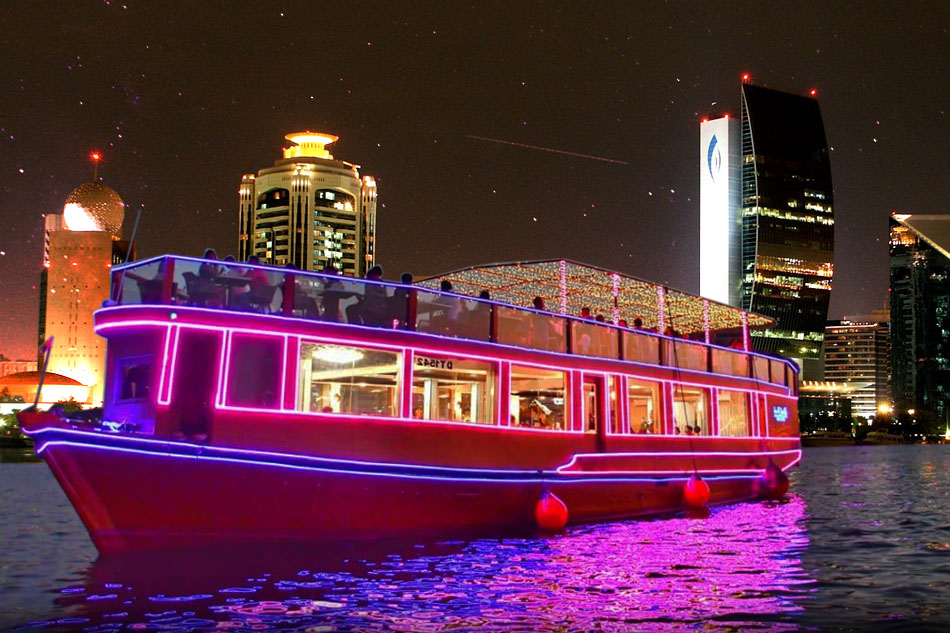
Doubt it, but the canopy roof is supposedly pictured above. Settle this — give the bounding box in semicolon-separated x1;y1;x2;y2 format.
421;259;773;336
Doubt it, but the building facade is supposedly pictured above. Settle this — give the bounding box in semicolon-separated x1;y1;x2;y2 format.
823;320;890;420
889;213;950;421
41;181;130;405
798;381;854;433
238;132;377;276
700;81;834;378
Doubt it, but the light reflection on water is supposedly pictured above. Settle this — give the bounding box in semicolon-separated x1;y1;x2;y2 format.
5;446;950;631
8;495;812;632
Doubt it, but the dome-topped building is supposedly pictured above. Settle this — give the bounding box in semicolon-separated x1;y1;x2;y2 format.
63;181;125;237
38;174;133;407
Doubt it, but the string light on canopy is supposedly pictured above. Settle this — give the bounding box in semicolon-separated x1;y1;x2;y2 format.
420;259;773;338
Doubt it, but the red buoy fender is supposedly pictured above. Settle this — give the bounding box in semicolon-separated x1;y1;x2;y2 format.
535;491;569;531
683;473;711;509
760;462;790;500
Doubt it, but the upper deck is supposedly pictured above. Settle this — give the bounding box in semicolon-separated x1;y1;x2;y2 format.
106;255;797;391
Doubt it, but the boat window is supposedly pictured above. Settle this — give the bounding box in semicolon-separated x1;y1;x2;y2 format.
226;334;284;409
672;386;709;436
627;378;660;434
717;390;750;437
608;376;621;433
509;365;568;430
298;342;401;417
115;356;153;403
411;354;495;424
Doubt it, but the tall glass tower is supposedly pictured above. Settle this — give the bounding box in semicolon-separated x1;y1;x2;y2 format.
739;83;834;364
889;213;950;423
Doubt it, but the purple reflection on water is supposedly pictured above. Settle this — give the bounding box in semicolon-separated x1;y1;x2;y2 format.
21;497;813;632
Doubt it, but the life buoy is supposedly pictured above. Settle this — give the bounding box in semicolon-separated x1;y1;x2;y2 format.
535;491;568;531
683;473;711;508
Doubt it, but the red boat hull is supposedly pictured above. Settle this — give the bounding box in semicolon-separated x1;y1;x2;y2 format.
27;416;798;554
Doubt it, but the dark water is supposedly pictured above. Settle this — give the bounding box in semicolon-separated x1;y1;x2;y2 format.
2;446;950;632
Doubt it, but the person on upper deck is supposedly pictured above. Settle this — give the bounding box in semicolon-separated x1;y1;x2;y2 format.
357;265;388;326
633;317;644;329
580;306;592;319
389;272;414;328
319;265;344;322
532;296;545;311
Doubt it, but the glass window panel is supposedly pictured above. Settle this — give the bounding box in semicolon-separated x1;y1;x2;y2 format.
226;335;284;409
496;307;566;353
752;356;770;381
623;331;660;363
770;359;788;385
116;356;153;403
672;386;709;435
628;378;660;434
572;321;619;358
415;290;491;340
510;365;568;431
711;348;750;377
664;340;707;371
411;354;495;424
608;376;621;434
298;342;401;417
718;390;750;437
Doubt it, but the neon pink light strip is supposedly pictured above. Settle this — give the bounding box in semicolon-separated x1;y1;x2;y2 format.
216;330;231;408
157;325;180;406
99;316;796;435
96;305;799;390
556;448;802;473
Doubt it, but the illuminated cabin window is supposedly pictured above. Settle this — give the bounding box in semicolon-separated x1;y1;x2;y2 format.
115;356;153;403
718;390;750;437
627;378;660;434
510;365;568;431
298;342;401;417
672;386;709;435
411;354;495;424
226;335;283;409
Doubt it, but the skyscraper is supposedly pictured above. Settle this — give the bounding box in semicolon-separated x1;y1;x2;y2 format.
700;79;834;377
238;132;378;276
889;213;950;421
41;181;131;405
822;319;890;420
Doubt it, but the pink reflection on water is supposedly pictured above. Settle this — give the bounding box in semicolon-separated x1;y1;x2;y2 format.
35;497;813;632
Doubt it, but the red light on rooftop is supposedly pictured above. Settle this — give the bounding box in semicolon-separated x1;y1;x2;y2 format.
90;152;101;162
809;88;817;97
741;73;750;82
701;118;708;123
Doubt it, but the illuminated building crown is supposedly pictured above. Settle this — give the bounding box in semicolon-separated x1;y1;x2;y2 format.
63;181;125;237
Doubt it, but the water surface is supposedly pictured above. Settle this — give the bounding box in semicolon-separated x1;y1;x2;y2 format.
2;446;950;632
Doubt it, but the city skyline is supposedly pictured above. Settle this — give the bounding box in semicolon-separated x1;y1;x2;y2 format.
2;3;948;359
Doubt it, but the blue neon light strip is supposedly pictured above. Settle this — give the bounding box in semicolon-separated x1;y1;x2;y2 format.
29;427;790;484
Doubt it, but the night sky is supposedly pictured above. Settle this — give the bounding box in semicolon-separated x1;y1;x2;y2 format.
1;2;947;360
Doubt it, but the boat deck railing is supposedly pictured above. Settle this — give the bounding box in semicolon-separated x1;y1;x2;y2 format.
109;256;797;390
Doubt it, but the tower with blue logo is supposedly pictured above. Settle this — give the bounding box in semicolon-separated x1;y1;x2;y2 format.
700;80;834;379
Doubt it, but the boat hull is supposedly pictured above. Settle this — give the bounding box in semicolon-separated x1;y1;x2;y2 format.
27;419;799;554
